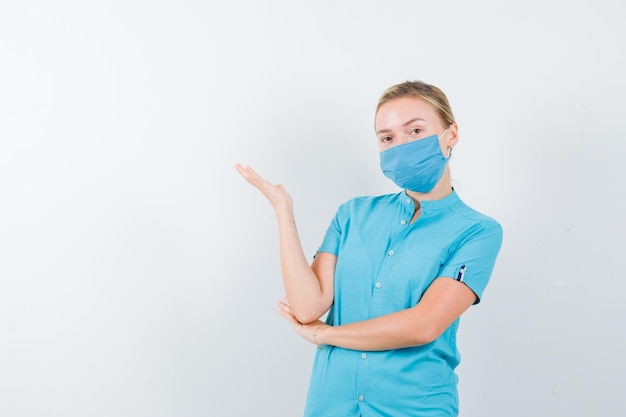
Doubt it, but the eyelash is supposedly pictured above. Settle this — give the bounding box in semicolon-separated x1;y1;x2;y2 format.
379;128;422;143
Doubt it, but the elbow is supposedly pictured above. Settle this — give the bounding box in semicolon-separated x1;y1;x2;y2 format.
293;309;321;325
290;305;317;324
292;302;330;324
290;298;332;324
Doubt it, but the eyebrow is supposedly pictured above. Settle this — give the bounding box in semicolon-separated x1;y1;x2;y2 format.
376;117;426;134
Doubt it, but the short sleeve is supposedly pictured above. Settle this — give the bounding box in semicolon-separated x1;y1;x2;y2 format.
314;208;343;258
438;220;503;304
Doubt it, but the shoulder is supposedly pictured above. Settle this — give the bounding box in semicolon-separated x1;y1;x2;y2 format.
336;192;399;213
330;193;401;225
449;197;503;242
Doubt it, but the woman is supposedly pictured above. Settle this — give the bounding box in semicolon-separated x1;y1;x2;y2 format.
235;80;503;417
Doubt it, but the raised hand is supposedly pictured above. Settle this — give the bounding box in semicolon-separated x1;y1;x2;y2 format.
234;164;293;211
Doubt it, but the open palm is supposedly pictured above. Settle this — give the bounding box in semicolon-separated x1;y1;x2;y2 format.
234;164;293;210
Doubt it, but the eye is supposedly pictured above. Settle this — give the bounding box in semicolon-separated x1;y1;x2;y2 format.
379;136;392;143
409;128;421;135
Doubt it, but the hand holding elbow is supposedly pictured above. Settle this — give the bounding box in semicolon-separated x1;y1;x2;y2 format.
291;306;324;325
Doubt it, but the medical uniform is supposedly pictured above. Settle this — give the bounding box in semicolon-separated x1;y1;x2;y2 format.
304;189;503;417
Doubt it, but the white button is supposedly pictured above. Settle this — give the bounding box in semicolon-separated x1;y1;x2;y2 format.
406;198;411;204
358;395;365;402
400;220;407;225
375;282;382;289
388;250;395;256
361;353;367;359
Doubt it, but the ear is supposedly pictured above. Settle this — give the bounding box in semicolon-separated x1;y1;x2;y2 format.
448;123;459;148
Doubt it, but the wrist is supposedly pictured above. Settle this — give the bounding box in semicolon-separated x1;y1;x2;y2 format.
273;198;293;212
313;324;329;346
274;205;295;224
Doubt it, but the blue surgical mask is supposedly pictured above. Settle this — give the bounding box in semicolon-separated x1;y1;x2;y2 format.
379;130;448;193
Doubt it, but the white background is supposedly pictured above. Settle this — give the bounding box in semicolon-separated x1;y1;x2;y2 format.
1;1;625;416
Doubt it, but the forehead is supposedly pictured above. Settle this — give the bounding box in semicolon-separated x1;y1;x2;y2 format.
375;97;441;129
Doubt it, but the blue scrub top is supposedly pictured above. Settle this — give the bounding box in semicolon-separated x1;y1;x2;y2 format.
304;189;503;417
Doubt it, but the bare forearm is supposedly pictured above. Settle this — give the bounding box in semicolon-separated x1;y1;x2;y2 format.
234;164;332;322
315;308;434;351
313;279;476;351
275;208;329;323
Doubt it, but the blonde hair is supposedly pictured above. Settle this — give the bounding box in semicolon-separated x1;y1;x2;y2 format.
376;80;456;126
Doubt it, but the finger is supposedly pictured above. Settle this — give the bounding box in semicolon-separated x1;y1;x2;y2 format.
277;307;301;327
235;165;275;195
234;164;261;183
277;299;292;313
243;166;266;185
234;163;252;179
277;301;301;324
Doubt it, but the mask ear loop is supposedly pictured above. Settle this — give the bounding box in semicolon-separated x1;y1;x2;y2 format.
439;127;452;158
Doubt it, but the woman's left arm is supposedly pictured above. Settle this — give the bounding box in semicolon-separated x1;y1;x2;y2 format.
279;277;477;351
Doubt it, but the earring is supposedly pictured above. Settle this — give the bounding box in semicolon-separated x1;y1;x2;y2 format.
447;147;453;158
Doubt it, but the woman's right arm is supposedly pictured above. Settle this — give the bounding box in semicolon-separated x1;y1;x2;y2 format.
235;164;335;323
